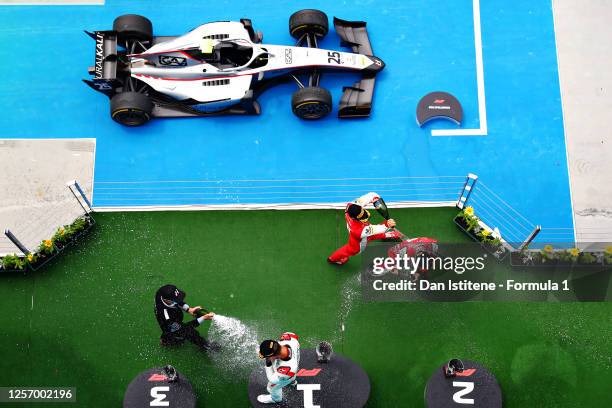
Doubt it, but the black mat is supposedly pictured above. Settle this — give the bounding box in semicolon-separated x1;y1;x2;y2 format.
123;367;197;408
248;349;370;408
425;360;502;408
416;91;463;126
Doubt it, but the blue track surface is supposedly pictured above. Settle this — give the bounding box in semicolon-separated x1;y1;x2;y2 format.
0;0;573;239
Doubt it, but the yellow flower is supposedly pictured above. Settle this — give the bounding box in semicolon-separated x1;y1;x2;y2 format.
569;248;580;257
605;246;612;255
43;239;52;248
464;206;474;216
481;230;491;237
27;254;33;262
543;245;554;253
59;228;65;236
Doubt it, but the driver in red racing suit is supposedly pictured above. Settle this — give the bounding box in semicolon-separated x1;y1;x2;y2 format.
328;192;402;265
385;237;439;280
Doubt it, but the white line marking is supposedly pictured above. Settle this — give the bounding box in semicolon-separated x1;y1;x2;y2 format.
95;182;465;190
31;295;34;310
90;139;97;206
93;200;458;212
432;0;488;137
432;128;487;137
0;0;103;5
551;0;577;243
95;175;465;184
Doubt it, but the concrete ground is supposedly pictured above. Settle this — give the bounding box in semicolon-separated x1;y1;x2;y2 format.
0;139;95;255
553;0;612;245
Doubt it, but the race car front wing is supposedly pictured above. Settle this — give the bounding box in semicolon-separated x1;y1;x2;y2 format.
334;17;384;118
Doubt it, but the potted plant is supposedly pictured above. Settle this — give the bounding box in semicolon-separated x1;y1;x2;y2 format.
29;239;57;271
454;206;506;259
605;246;612;265
454;206;480;238
1;254;27;272
477;229;507;260
578;251;599;266
69;215;94;239
511;245;532;265
557;247;580;266
538;244;558;266
39;239;56;255
51;226;70;251
50;215;95;253
24;253;38;269
22;215;95;272
488;236;508;260
477;228;492;242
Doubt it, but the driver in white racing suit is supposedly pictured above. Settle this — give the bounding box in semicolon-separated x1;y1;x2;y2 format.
257;332;301;404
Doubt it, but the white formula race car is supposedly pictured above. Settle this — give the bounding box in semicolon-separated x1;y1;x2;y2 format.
84;10;385;126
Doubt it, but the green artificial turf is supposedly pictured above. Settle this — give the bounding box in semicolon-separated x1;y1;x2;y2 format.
0;208;610;407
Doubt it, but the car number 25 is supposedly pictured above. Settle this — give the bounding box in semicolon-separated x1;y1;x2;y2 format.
327;51;341;64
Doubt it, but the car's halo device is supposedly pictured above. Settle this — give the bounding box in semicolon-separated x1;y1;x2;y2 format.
443;359;465;378
316;341;333;363
84;11;385;126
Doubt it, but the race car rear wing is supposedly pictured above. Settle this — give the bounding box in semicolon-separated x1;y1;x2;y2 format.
333;17;383;118
82;30;121;97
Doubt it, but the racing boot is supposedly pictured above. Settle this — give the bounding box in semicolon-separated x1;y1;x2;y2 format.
327;256;348;265
257;394;277;404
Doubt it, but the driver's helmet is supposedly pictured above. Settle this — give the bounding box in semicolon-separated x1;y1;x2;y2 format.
199;39;215;55
443;359;465;378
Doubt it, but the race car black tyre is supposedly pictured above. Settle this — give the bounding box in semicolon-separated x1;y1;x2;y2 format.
289;9;329;39
292;87;332;120
113;14;153;43
110;92;154;126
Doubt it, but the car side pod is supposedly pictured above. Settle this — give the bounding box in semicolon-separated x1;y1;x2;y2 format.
334;17;385;118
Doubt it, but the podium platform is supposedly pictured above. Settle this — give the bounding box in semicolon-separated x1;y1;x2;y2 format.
123;367;197;408
248;349;370;408
425;360;501;408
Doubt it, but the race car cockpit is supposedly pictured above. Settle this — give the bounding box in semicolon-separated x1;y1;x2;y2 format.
214;41;253;67
182;39;267;69
213;40;269;69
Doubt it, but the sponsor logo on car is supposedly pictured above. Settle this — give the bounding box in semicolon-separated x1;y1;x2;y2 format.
94;81;113;91
284;49;293;64
95;32;104;79
159;55;188;67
